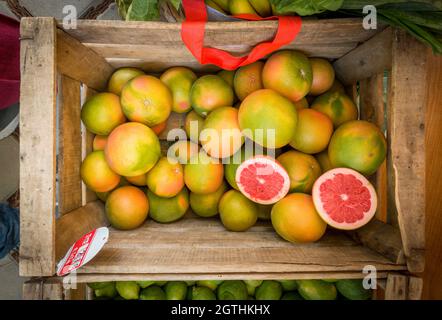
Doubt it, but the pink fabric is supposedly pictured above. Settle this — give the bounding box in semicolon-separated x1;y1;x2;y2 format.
0;14;20;110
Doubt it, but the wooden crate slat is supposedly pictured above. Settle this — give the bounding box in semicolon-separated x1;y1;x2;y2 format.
389;30;426;273
58;75;82;215
19;17;57;277
351;220;404;264
84;42;358;63
73;214;405;275
80;85;98;205
61;19;380;47
55;201;108;261
57;29;114;92
359;74;388;222
334;28;392;85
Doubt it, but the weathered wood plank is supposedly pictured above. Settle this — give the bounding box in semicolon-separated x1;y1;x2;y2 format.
75;214;405;275
80;85;98;205
58;75;82;215
334;28;392;85
385;274;408;300
389;30;426;273
57;29;113;91
55;201;108;261
359;74;388;222
19;17;57;277
23;279;64;300
61;19;380;47
351;220;404;264
423;50;442;300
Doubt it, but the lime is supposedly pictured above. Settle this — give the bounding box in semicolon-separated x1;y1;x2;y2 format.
217;281;248;300
297;280;337;300
192;286;216;300
255;281;283;300
140;285;166;300
336;279;372;300
164;281;187;300
116;281;140;300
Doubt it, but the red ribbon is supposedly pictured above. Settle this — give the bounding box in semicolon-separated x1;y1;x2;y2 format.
181;0;302;70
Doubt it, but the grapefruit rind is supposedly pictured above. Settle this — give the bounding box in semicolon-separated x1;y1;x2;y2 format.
312;168;377;230
235;155;290;205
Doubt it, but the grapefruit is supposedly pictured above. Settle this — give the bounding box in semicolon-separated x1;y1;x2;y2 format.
185;110;205;143
293;97;309;110
190;181;228;218
200;106;244;158
93;135;108;151
309;58;335;96
315;150;334;172
271;193;327;243
105;186;149;230
125;173;147;186
219;190;258;232
235;155;290;205
233;61;264;101
290;108;334;154
160;67;197;113
311;91;358;128
168;140;199;164
277;150;322;194
184;151;224;194
217;69;235;88
146;157;184;198
262;50;313;102
297;280;337;300
238;89;298;148
107;67;145;96
81;92;126;135
120;75;172;126
80;151;120;193
328;120;387;176
105;122;161;177
224;145;255;190
96;177;129;202
190;75;234;117
147;188;189;223
312;168;378;230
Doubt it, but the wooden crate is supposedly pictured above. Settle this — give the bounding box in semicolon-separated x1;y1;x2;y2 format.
20;18;429;296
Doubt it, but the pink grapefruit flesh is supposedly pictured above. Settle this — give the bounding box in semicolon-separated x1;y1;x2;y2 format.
235;155;290;205
312;168;377;230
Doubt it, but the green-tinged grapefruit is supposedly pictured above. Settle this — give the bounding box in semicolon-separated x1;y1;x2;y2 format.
190;181;228;217
81;92;126;135
147;188;189;223
309;58;335;96
328;120;387;176
81;151;120;193
120;75;172;126
219;190;258;232
311;91;358;128
190;75;234;117
160;67;197;113
262;50;313;102
184;151;224;194
105;122;160;177
185;110;205;143
200;106;244;158
233;61;264;101
290;108;334;154
146;157;184;198
108;67;145;96
238;89;297;148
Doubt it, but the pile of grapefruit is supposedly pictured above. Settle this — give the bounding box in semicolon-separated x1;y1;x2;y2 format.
80;49;386;243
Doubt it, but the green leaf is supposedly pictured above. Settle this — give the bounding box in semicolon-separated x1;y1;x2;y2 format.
126;0;160;21
341;0;442;10
270;0;344;16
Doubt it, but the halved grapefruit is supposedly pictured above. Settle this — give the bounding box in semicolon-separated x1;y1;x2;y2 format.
312;168;377;230
235;155;290;205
